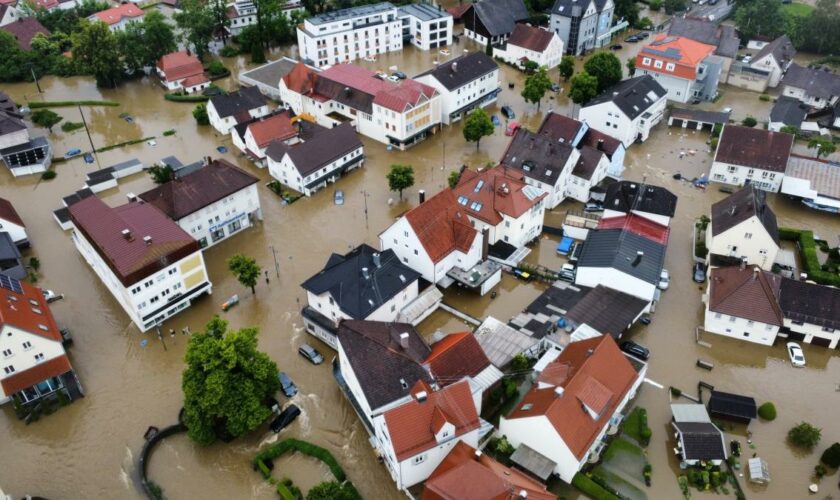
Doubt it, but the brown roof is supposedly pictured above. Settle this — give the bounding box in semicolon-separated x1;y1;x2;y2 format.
427;333;491;385
710;185;779;244
247;112;296;148
384;380;480;461
714;125;793;173
708;265;783;326
0;197;25;227
538;112;585;143
282;62;317;94
423;441;555;500
447;3;471;20
571;145;605;180
1;355;72;396
265;122;362;178
403;190;478;264
507;24;555;52
138;159;258;220
0;279;62;343
68;196;199;287
1;18;50;51
579;127;622;158
181;74;209;88
156;51;204;82
505;336;640;460
453;165;546;225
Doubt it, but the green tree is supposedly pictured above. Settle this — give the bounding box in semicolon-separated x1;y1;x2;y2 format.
734;0;785;40
209;0;231;43
522;60;539;74
447;170;461;189
117;23;146;74
71;20;121;87
649;0;662;10
141;11;178;66
559;55;575;81
788;422;822;450
568;71;599;105
741;116;758;127
386;164;415;200
626;57;636;77
228;254;261;295
302;0;328;15
306;481;358;500
463;108;494;150
174;0;216;61
583;52;622;92
31;109;62;132
149;165;174;184
821;443;840;468
663;0;687;14
757;402;777;421
796;0;840;55
182;316;279;445
485;38;493;57
614;0;640;27
521;66;552;110
808;137;837;159
193;104;210;125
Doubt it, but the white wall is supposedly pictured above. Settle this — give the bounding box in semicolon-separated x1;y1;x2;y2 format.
703;303;778;345
707;217;778;270
298;8;402;67
576;267;657;303
0;219;27;246
709;161;783;192
404;14;453;51
635;68;692;103
176;184;261;248
565;155;609;203
579;95;666;148
415;68;499;125
0;324;67;400
267;145;364;196
500;416;581;483
750;55;783;88
782;85;838;110
496;33;564;70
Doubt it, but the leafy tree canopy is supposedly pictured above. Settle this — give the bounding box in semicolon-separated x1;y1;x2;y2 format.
463;108;494;150
386;164;415;200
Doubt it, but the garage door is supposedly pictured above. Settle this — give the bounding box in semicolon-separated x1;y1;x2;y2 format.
811;336;832;348
671;118;684;128
787;331;806;342
686;121;699;129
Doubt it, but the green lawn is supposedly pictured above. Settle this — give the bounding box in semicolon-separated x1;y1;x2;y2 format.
602;438;647;479
592;466;648;500
782;2;814;17
622;407;646;443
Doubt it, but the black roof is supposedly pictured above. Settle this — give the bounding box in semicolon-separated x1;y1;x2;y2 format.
572;145;605;181
550;0;589;18
265;122;362;177
674;422;726;461
604;181;678;217
667;17;739;58
415;52;498;91
754;35;796;67
670;107;731;125
472;0;529;36
301;244;420;319
336;320;433;410
513;281;591;339
0;109;26;136
208;86;266;118
578;229;667;285
566;285;649;336
779;278;840;330
583;75;667;119
707;390;757;420
782;64;840;100
710;186;779;245
770;96;808;128
500;128;576;186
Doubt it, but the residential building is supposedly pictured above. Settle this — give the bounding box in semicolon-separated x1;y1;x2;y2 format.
549;0;620;55
397;3;453;51
301;245;422;349
87;3;144;31
0;275;82;410
779;278;840;349
538;112;626;179
768;96;810;132
499;335;646;483
667;17;739;79
709;125;794;192
0;197;28;248
239;57;302;100
635;35;721;103
749;34;796;88
0;2;21;27
414;51;500;125
703;265;783;345
137;159;261;249
0;92;51;177
225;0;256;36
231;110;297;166
781;63;840;110
603;180;677;227
1;17;50;51
462;0;529;46
500;128;579;208
206;86;270;135
0;232;24;279
68;196;212;333
578;75;667;147
782;154;840;213
670;404;727;466
266;122;364;196
297;3;403;68
156;51;209;94
566;144;610;202
423;441;555;500
495;24;564;71
707;186;779;270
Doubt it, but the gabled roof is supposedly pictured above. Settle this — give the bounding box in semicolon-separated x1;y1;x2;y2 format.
565;285;649;338
707;390;757;420
500;128;576;186
753;34;795;67
157;51;204;82
0;276;62;343
384;380;480;461
91;3;143;25
604;180;677;218
471;0;528;36
209;86;266;118
637;35;716;80
301;245;420;319
0;108;26;136
415;52;498;91
505;336;641;460
597;213;670;245
507;24;556;52
583;75;667;119
265;122;362;178
313;64;437;114
667;17;739;58
769;95;809;128
715;125;793;173
781;63;840;99
138;159;258;221
674;422;726;461
426;333;491;385
453;165;546;226
402;189;478;264
447;3;471;20
707;265;783;326
579;127;622;158
182;74;209;88
538;112;585;143
551;0;593;18
577;228;667;285
710;186;779;244
779;278;840;330
1;354;72;396
246;111;296;148
0;197;24;227
281;61;318;94
0;91;18;116
571;144;605;180
1;17;50;51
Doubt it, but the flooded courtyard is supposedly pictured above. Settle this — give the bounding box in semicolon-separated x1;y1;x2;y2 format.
1;34;839;500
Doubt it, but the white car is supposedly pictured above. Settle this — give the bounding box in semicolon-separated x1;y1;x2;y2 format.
787;342;806;367
658;269;670;290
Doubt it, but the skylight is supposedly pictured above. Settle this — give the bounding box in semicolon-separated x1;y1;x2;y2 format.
457;195;468;205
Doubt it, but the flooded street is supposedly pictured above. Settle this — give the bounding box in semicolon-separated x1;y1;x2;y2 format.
1;35;838;500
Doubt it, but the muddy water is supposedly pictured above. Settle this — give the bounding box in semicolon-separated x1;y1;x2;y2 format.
1;37;839;500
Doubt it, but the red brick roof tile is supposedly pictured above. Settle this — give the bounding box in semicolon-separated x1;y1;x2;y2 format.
0;197;25;227
507;24;555;53
247;112;296;148
157;51;204;83
708;265;783;326
1;18;50;51
453;165;546;226
0;279;62;343
1;354;71;396
597;213;670;245
92;3;144;25
427;332;491;385
403;190;478;264
636;35;715;80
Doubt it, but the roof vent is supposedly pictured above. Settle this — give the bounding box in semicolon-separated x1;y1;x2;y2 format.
362;267;370;279
451;62;458;73
399;274;406;283
554;386;565;397
399;332;410;349
126;192;137;202
586;348;595;356
143;235;153;245
475;449;483;459
416;390;428;402
372;252;381;268
400;378;408;389
122;229;132;240
632;251;643;267
519;491;528;500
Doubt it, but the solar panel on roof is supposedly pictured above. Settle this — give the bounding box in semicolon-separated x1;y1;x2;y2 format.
0;274;23;294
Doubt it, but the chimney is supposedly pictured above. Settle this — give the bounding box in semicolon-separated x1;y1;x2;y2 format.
419;189;426;204
474;449;483;459
597;138;604;151
372;252;381;268
126;192;137;202
362;267;370;280
121;228;132;240
481;227;490;261
416;390;428;402
586;348;594;356
399;332;410;349
740;259;746;270
632;251;643;266
451;62;458;72
554;386;564;397
753;267;759;280
519;491;528;500
143;235;153;246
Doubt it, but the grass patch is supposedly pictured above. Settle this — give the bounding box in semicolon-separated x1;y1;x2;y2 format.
572;472;620;500
603;437;645;463
61;121;84;133
164;93;209;102
782;2;814;16
28;100;119;108
592;466;648;500
96;136;155;153
162;129;176;136
622;407;651;446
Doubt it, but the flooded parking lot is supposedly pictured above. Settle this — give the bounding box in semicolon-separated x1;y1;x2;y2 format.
1;34;839;500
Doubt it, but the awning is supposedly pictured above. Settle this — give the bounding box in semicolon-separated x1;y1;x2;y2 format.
510;444;556;481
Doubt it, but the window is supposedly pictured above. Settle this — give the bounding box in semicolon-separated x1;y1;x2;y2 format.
822;327;835;333
654;60;663;69
729;316;736;323
714;313;722;319
150;296;160;304
414;249;418;255
228;220;242;234
34;353;45;362
765;324;773;331
2;349;11;357
457;195;468;205
665;62;675;71
413;454;426;465
3;365;14;374
728;166;737;173
743;332;750;337
211;228;225;242
745;233;752;239
168;268;177;275
22;341;32;350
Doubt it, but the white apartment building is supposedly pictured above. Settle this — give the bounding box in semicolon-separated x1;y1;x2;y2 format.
297;3;402;68
68;196;212;333
578;75;667;148
495;24;564;71
397;3;452;51
709;125;794;193
414;51;500;125
226;0;257;36
206;86;270;135
634;35;722;103
500;128;580;209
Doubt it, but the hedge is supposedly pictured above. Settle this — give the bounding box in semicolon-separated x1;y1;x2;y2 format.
572;473;619;500
28;100;119;108
164;93;210;102
777;227;840;286
96;136;155;153
254;438;347;482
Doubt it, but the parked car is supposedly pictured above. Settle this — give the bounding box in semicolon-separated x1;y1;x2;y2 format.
787;342;806;367
556;236;574;255
658;269;670;290
334;189;344;205
625;35;640;43
83;152;94;164
583;202;604;213
278;372;298;397
742;55;752;64
270;404;301;433
558;263;576;282
64;148;81;159
392;70;407;79
620;341;650;360
501;105;515;119
505;121;521;136
491;114;501;126
638;32;650;39
41;289;60;302
693;262;706;283
639;315;652;325
298;343;324;365
550;83;561;92
610;44;623;50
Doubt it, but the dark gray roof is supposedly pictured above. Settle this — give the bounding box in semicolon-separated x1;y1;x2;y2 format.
500;129;576;186
674;422;726;461
265;122;362;177
670;107;730;125
0;109;26;136
565;285;649;336
782;64;840;100
550;0;590;18
578;228;667;285
754;35;796;67
583;75;667;119
240;57;299;88
301;245;420;319
715;125;793;173
571;144;604;180
473;0;529;37
336;320;433;411
208;86;266;118
770;96;808;127
0;231;25;280
604;181;677;217
513;281;591;339
667;17;739;58
780;278;840;330
710;186;779;244
415;52;498;91
707;390;757;420
0;92;21;116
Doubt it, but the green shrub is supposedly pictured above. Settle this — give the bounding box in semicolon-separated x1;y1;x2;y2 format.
639;426;652;446
649;0;662;10
741;116;757;127
572;473;619;500
193;104;209;125
711;123;722;138
789;422;822;450
670;387;682;397
815;463;827;478
220;45;240;57
710;137;718;150
28;100;119;108
96;137;154;153
511;353;531;371
759;94;770;101
41;170;57;180
757;402;777;421
492;435;515;456
254;439;347;482
162;129;176;136
778;227;802;241
61;121;84;132
821;442;840;468
207;60;228;77
256;459;271;479
695;241;708;258
165;93;209;102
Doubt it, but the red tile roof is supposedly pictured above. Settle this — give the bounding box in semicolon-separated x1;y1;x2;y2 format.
247;112;296;148
453;165;546;226
1;18;50;51
0;279;63;343
507;24;556;53
282;62;317;94
317;64;437;113
597;213;670;245
403;190;478;264
714;125;794;173
182;74;209;88
0;197;25;227
157;51;205;82
538;112;585;143
427;333;491;385
1;354;71;396
68;196;199;287
506;336;641;460
447;3;471;20
92;3;144;25
708;265;783;326
384;380;480;461
636;35;715;80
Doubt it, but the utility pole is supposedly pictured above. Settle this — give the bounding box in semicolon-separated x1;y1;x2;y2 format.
30;66;42;94
78;105;100;168
361;189;369;228
269;245;280;278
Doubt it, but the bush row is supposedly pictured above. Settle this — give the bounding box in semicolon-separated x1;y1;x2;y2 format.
254;438;347;482
164;93;210;102
572;473;619;500
29;100;119;108
779;227;840;286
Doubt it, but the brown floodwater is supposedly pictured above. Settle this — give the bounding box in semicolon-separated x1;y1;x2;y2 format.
1;34;838;500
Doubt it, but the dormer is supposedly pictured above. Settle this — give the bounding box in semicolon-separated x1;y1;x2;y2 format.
432;406;456;443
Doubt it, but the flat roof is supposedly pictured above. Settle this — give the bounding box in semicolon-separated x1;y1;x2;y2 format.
398;3;450;21
670;107;730;125
785;154;840;200
307;2;395;25
510;444;556;481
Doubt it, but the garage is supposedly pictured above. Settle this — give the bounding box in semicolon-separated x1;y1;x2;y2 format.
686;120;699;129
670;118;685;128
810;336;832;348
786;331;806;342
667;108;731;132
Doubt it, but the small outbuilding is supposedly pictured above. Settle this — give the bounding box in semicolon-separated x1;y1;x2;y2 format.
707;390;757;425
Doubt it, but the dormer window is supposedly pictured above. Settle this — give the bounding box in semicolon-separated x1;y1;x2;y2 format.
642;57;651;66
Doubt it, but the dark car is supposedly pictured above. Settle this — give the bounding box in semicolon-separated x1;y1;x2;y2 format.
298;343;324;365
610;44;623;51
392;70;407;79
625;35;640;43
638;31;650;39
693;262;707;283
278;371;298;397
620;341;650;360
639;315;652;325
501;105;515;119
270;404;301;433
83;152;94;164
550;83;561;92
